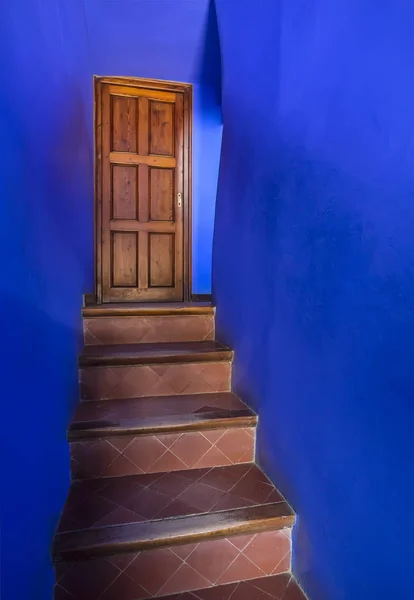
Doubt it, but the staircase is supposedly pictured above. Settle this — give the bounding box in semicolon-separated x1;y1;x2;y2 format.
52;303;307;600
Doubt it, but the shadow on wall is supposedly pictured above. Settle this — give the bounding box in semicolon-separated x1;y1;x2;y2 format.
192;0;223;294
198;0;222;104
193;83;223;295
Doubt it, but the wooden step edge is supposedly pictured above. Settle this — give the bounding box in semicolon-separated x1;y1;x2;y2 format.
68;409;258;441
52;502;295;561
82;304;215;318
78;349;233;367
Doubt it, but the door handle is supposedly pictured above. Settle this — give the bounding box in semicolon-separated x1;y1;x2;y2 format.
177;192;182;208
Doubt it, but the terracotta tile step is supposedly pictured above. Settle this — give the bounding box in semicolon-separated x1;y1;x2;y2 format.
80;360;231;401
82;302;214;318
155;574;306;600
79;341;233;367
83;312;215;345
53;502;294;561
54;530;295;600
69;393;256;440
70;427;256;479
58;464;285;533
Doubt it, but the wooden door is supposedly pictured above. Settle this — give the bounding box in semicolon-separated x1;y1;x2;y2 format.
95;77;192;303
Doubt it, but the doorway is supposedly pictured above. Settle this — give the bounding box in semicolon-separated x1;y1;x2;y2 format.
94;76;192;303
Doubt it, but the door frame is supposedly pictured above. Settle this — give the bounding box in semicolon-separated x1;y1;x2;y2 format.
94;75;193;303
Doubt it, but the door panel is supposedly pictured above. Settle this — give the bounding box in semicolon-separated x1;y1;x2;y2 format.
112;165;138;220
112;232;138;287
111;96;137;153
149;233;175;287
149;168;174;222
96;78;190;302
149;101;174;156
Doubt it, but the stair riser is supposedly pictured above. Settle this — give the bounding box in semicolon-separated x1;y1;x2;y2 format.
83;315;215;345
79;362;231;401
54;529;291;600
70;427;255;480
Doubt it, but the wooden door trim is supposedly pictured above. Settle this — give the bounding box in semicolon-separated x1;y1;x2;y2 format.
93;75;193;303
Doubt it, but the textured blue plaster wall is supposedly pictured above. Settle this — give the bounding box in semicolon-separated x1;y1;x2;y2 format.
0;2;220;597
0;1;92;598
84;0;223;293
213;1;414;598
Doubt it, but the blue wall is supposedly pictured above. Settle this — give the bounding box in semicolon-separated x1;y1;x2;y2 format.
84;0;223;293
213;1;414;598
1;2;220;597
0;1;92;598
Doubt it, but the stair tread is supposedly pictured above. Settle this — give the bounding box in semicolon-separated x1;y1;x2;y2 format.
57;464;285;535
53;500;294;560
58;463;284;532
79;340;232;366
83;302;214;318
155;573;305;600
69;393;255;439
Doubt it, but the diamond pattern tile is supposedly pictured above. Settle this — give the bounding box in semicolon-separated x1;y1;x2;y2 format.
151;573;302;600
80;362;231;401
54;307;302;600
87;574;306;600
58;464;284;532
70;428;255;480
84;315;215;345
55;530;292;600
